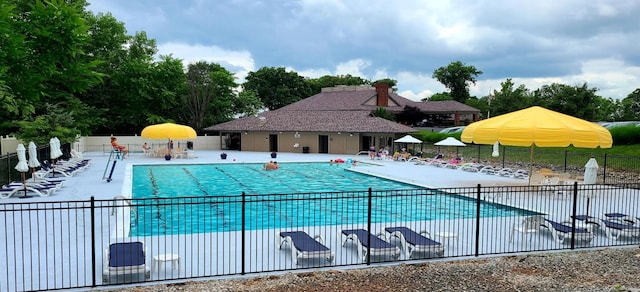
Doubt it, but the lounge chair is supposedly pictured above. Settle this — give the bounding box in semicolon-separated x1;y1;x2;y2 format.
341;229;400;262
593;217;640;240
384;227;444;258
0;183;55;197
540;219;593;243
509;215;545;247
278;231;335;265
0;187;20;199
570;215;600;232
102;240;151;284
603;213;639;225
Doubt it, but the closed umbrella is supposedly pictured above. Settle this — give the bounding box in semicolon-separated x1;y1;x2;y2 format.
583;157;599;219
53;137;63;158
15;144;30;198
50;137;63;177
492;141;500;158
28;142;40;182
584;157;599;184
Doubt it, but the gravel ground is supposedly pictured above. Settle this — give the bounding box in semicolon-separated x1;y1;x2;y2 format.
110;247;640;292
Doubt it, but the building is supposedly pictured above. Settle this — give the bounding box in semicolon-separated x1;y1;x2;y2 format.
204;83;479;154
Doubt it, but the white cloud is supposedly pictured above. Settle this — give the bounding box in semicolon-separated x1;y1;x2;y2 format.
157;42;255;81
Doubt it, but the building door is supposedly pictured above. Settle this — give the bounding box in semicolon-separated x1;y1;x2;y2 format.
269;134;278;152
318;135;329;153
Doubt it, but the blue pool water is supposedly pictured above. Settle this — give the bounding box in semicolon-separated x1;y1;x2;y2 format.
130;162;539;236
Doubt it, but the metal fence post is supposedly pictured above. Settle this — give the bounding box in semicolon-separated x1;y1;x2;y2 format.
241;192;246;275
90;196;97;287
603;153;608;184
570;182;578;250
475;184;481;257
366;187;372;265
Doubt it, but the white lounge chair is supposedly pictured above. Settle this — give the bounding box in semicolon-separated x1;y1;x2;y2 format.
384;227;444;258
0;187;20;199
278;231;334;265
602;213;639;225
540;219;593;244
103;240;151;284
593;217;640;240
509;215;545;247
341;229;400;262
1;183;55;197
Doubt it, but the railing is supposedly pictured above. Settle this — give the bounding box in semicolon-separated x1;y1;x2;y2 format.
1;183;639;291
419;144;640;184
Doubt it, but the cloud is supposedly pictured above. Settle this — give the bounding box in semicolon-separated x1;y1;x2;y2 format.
158;43;255;81
89;0;640;100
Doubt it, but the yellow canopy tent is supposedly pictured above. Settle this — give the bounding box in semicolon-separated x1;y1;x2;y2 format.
141;123;197;139
461;106;612;182
141;123;197;154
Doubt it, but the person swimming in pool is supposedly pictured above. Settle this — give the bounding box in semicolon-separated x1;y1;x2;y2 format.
264;161;277;170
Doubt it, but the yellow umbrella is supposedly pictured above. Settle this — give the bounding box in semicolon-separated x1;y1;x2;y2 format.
461;106;612;148
141;123;197;139
461;106;612;183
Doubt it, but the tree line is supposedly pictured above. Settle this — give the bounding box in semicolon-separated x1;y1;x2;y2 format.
1;1;639;146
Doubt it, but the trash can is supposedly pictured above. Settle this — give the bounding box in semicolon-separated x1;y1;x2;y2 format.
187;141;193;150
302;146;309;153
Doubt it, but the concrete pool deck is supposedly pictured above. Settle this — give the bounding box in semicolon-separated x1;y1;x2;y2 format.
1;150;638;291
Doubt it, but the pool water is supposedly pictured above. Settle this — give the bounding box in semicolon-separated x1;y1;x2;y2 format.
129;162;539;236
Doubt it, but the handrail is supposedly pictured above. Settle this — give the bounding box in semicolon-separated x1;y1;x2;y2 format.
110;195;138;225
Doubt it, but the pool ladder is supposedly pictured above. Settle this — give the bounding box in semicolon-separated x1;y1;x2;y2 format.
111;195;138;225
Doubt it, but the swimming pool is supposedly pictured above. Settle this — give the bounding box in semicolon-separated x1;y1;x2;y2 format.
129;162;540;236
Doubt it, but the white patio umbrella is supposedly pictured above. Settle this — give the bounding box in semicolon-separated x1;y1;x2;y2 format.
583;157;599;219
394;135;423;154
15;144;30;197
434;137;466;157
28;141;40;182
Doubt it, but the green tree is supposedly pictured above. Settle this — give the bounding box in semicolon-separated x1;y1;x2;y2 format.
432;61;482;103
373;78;398;91
371;107;395;121
532;83;599;120
5;0;102;143
616;88;640;121
593;96;617;122
489;79;531;116
233;90;263;117
243;67;313;110
308;74;370;93
183;61;237;132
0;2;22;119
425;92;453;101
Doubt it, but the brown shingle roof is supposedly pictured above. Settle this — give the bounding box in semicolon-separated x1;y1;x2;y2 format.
204;85;479;132
205;110;414;133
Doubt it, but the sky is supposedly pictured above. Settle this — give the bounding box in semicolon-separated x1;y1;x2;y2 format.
87;0;640;101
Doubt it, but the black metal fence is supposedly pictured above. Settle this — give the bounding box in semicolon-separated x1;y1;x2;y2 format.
419;144;640;184
1;183;639;291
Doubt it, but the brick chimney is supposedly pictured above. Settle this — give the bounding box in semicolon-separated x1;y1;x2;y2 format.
375;82;389;107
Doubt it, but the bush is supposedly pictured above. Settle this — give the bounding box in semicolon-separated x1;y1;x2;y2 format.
609;125;640;145
414;130;462;143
